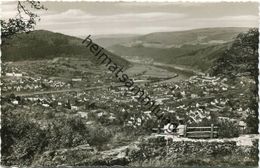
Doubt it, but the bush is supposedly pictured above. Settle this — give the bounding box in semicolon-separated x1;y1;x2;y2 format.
87;124;113;148
217;120;240;138
45;116;90;150
1;109;113;166
1;109;47;166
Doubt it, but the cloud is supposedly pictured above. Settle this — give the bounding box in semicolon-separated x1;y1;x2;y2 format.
36;9;187;35
35;9;187;36
1;2;258;36
40;9;186;24
189;15;259;28
1;1;17;19
218;15;258;21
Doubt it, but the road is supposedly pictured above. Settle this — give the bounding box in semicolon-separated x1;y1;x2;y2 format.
3;83;125;97
3;79;158;97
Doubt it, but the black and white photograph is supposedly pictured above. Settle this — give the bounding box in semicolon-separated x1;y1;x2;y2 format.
1;1;259;167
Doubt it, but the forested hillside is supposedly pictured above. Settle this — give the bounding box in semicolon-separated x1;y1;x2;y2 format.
108;27;250;71
211;28;258;81
2;30;130;67
210;28;259;133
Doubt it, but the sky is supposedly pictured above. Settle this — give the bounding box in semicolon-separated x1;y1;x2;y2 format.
1;1;259;37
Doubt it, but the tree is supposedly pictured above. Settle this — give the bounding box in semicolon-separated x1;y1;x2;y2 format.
1;0;47;44
211;28;259;81
211;28;259;134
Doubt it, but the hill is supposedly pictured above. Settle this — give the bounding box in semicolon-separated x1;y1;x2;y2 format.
1;29;258;167
93;34;139;48
108;27;250;72
211;28;258;79
1;30;130;67
131;27;250;45
212;28;259;132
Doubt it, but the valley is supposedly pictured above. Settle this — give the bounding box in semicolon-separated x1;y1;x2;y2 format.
1;28;258;167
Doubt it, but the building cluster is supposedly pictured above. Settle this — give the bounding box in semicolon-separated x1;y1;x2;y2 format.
2;76;71;92
2;60;253;132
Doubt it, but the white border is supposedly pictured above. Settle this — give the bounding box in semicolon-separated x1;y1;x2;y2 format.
0;0;259;167
0;0;260;2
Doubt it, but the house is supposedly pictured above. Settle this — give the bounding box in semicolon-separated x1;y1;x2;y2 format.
108;115;116;121
72;78;82;82
71;105;79;110
16;86;21;92
42;104;50;107
144;111;151;114
97;112;104;117
12;100;19;105
6;72;23;77
77;112;88;119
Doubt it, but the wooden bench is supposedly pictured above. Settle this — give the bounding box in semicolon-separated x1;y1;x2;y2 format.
185;124;218;139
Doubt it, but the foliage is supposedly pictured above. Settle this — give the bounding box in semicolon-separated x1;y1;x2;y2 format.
87;124;113;147
245;115;259;134
109;28;251;72
211;28;259;134
211;28;259;81
1;107;113;166
1;108;47;165
217;120;240;138
2;30;130;68
1;0;46;43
